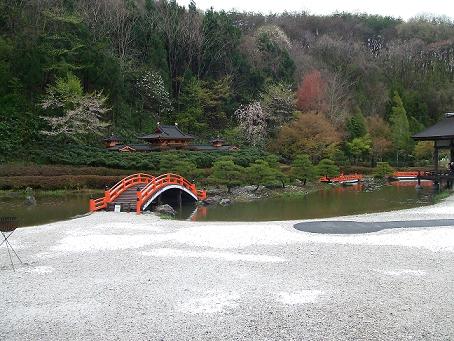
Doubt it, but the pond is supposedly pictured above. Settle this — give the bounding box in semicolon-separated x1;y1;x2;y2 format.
0;192;93;228
179;182;435;222
0;182;435;227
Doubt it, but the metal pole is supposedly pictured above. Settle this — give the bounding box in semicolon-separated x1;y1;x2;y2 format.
5;239;22;264
5;241;15;271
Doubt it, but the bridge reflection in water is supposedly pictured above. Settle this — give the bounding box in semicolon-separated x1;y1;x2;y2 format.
390;180;433;188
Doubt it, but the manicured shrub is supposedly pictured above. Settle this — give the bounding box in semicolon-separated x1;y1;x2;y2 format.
316;159;340;177
373;162;394;178
28;144;270;171
290;154;317;182
245;160;279;190
207;160;245;193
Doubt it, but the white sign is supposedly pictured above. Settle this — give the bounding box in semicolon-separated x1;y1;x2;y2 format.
114;205;121;213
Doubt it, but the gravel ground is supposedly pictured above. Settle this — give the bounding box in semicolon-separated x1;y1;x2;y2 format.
1;197;454;340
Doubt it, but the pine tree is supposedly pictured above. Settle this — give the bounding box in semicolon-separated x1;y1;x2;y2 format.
245;160;277;191
208;160;244;193
316;159;340;177
290;155;316;184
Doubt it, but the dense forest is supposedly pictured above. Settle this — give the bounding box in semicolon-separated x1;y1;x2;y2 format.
1;0;454;170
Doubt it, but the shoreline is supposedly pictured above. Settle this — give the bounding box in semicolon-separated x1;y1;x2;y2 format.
1;195;454;340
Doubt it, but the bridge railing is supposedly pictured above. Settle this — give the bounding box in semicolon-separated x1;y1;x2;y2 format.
320;173;363;183
137;173;206;213
89;173;154;212
337;173;363;181
391;171;433;179
392;171;419;178
108;173;154;201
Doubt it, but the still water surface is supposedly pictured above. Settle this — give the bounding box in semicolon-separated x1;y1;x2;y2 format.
0;193;93;227
181;183;435;222
0;182;435;227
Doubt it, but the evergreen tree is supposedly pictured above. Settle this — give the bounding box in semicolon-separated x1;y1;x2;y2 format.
389;91;411;166
290;155;317;184
346;135;372;164
202;76;232;131
316;159;340;177
208;159;244;193
176;72;205;133
264;155;288;187
346;108;367;140
373;162;394;178
256;31;295;84
245;160;278;191
159;153;199;180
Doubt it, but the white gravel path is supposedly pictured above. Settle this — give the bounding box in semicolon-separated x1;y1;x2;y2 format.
1;196;454;340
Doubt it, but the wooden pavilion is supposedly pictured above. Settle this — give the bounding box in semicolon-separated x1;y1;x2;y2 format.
413;113;454;187
139;123;195;150
105;123;239;152
104;134;122;148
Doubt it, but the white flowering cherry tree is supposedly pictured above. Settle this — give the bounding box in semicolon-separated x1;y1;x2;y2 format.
234;101;268;146
40;73;110;142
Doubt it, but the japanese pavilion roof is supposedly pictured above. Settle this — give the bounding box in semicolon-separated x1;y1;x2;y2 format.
139;125;194;140
103;134;122;141
412;114;454;141
107;144;159;152
210;137;225;143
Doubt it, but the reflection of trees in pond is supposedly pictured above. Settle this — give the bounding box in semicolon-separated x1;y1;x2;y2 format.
188;186;434;222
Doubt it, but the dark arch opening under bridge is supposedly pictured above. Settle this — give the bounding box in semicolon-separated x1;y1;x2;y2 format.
142;188;198;211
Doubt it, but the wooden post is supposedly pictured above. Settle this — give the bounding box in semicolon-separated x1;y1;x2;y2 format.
434;147;439;173
434;146;440;189
178;190;182;209
449;141;454;189
416;171;422;190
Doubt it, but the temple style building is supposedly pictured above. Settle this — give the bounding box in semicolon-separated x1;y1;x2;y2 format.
106;123;238;152
103;135;122;148
139;124;195;150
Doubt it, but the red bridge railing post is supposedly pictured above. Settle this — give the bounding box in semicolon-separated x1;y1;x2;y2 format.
104;188;111;202
136;191;142;214
89;199;96;212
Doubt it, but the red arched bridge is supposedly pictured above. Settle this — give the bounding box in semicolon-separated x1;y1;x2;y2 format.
89;173;207;214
